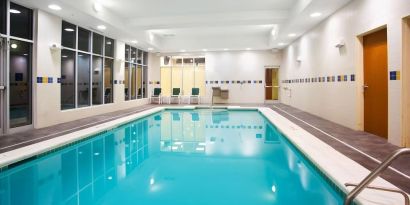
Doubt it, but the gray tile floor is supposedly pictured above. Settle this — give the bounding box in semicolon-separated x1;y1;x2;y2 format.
0;103;409;194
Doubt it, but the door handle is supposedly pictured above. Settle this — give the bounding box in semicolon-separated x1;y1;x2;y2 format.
363;85;369;91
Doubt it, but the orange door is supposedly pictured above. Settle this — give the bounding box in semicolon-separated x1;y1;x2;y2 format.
265;69;273;100
363;28;388;138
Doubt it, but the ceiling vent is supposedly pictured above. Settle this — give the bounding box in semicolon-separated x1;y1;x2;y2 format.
162;33;176;38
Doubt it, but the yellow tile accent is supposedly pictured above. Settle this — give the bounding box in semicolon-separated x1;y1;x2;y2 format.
397;71;401;80
42;77;48;83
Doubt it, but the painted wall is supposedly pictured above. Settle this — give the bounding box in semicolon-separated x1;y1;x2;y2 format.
34;10;158;128
279;0;410;146
204;50;282;104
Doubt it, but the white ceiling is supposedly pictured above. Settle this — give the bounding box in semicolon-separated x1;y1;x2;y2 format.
14;0;352;53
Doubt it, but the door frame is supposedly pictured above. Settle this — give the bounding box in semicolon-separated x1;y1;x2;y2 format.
0;36;6;134
355;25;388;133
402;17;410;147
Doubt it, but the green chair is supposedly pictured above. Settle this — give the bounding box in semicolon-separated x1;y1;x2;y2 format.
170;88;181;104
150;88;162;104
189;88;200;104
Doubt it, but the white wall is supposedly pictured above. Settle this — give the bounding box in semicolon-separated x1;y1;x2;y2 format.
279;0;410;146
204;50;281;104
34;10;157;128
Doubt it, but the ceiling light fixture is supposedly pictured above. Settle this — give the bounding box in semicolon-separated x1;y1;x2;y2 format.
310;12;322;17
180;49;186;52
202;49;207;52
288;33;297;37
64;28;74;32
132;40;138;44
93;2;103;12
148;48;154;51
9;9;21;14
97;25;106;30
278;42;286;46
246;48;251;50
48;4;62;11
11;44;17;49
223;48;229;51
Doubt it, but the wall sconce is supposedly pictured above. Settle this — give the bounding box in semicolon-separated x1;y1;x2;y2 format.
49;43;62;51
335;39;345;48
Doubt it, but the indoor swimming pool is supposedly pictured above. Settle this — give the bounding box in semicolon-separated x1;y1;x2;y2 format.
0;109;344;205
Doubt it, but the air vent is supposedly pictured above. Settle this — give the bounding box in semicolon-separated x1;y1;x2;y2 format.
162;33;176;38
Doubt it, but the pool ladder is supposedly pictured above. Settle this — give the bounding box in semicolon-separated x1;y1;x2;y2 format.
344;148;410;205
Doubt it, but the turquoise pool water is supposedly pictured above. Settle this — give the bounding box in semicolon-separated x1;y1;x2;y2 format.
0;109;343;205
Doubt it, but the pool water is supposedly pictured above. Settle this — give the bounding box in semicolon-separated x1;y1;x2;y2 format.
0;109;343;205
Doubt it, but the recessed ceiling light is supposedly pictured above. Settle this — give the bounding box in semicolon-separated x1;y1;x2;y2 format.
48;4;62;11
97;25;106;30
180;49;186;52
106;41;112;45
310;12;322;17
93;2;103;12
148;48;154;51
62;55;68;58
202;49;207;52
288;33;297;37
64;28;74;32
10;44;17;49
223;48;229;51
278;42;286;46
23;53;28;56
246;48;251;50
78;54;83;57
9;9;21;14
132;40;138;44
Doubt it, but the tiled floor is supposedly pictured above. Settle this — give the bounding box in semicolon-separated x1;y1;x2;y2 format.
0;103;409;194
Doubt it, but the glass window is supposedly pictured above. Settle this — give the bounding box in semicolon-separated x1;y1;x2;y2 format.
9;40;32;127
62;21;76;49
137;49;143;64
92;33;104;55
104;59;114;104
143;51;148;65
131;64;137;100
131;47;137;63
78;27;90;52
0;0;6;34
78;53;91;107
137;65;142;99
124;63;130;101
61;49;76;110
143;66;148;98
183;58;194;66
92;56;103;105
125;45;130;62
195;58;205;66
10;3;33;40
105;37;114;57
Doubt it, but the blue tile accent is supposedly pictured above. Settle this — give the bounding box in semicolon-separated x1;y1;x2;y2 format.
37;77;42;83
114;80;118;84
57;78;61;83
351;74;355;81
48;77;53;83
390;71;396;80
343;75;348;81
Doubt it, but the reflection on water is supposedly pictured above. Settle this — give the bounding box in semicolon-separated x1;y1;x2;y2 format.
0;110;342;205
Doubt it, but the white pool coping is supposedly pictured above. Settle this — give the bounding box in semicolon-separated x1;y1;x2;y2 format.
0;106;407;205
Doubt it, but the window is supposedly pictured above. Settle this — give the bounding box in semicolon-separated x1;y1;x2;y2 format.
9;39;32;127
10;3;33;39
93;33;104;55
92;56;103;105
61;50;76;110
160;56;205;96
124;45;148;100
62;21;76;49
105;37;114;57
78;54;91;107
0;0;6;34
78;27;90;52
61;21;115;110
104;59;114;103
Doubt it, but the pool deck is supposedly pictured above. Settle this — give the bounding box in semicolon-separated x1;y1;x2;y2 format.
0;103;409;195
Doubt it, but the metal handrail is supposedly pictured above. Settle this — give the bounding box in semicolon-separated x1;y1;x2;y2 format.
345;183;409;205
344;148;410;205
